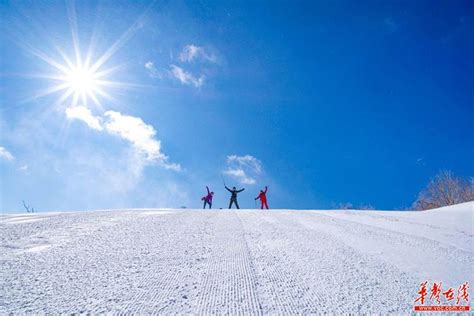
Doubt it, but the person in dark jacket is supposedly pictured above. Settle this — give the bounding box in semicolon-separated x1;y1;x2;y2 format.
225;185;245;209
201;186;214;209
255;186;269;209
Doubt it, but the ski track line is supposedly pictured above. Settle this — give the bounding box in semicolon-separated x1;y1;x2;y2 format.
194;210;261;315
1;211;185;314
238;211;329;314
244;211;416;313
299;212;474;272
240;211;344;314
3;209;471;314
289;211;473;310
322;211;474;249
234;211;264;314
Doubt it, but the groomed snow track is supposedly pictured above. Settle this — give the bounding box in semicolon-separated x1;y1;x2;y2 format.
1;205;473;314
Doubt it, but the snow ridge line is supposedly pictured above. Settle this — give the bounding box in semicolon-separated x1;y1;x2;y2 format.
308;212;473;266
194;210;261;314
234;210;264;314
245;211;417;313
241;211;336;313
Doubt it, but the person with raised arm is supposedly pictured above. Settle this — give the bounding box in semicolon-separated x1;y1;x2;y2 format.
255;186;269;209
201;186;214;209
225;185;245;209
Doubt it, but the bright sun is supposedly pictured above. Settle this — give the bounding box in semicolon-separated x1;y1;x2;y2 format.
49;59;111;108
36;53;116;109
65;66;97;95
27;1;143;109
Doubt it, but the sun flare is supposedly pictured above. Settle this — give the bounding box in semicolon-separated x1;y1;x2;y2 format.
55;61;109;108
65;66;97;95
29;49;117;109
23;1;147;110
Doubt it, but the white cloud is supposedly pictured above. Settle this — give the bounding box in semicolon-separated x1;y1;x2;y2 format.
18;164;28;172
170;65;205;88
223;154;263;185
0;146;14;161
145;61;153;68
224;168;255;185
104;111;181;171
145;61;162;78
65;106;180;171
65;106;103;131
161;45;219;88
179;44;217;63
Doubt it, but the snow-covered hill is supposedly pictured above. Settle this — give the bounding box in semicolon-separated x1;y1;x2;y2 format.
1;202;473;313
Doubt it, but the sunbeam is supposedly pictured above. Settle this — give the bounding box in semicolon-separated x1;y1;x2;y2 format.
38;52;116;108
19;1;157;109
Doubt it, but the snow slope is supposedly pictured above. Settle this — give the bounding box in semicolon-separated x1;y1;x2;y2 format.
1;202;473;314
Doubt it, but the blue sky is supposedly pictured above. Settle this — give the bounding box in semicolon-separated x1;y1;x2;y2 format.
1;0;473;212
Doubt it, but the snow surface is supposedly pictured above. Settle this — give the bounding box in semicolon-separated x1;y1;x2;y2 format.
1;202;473;314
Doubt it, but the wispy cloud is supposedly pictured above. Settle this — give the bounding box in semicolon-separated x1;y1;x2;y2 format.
0;146;15;161
416;157;426;166
384;17;399;32
179;44;217;63
146;45;219;88
144;61;162;78
65;106;181;171
65;106;103;131
170;65;204;88
18;164;28;172
223;154;262;185
104;111;181;171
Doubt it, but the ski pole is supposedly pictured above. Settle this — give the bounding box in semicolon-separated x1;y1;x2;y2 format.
221;174;226;187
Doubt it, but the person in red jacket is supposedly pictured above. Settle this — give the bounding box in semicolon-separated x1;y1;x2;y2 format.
255;186;269;209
